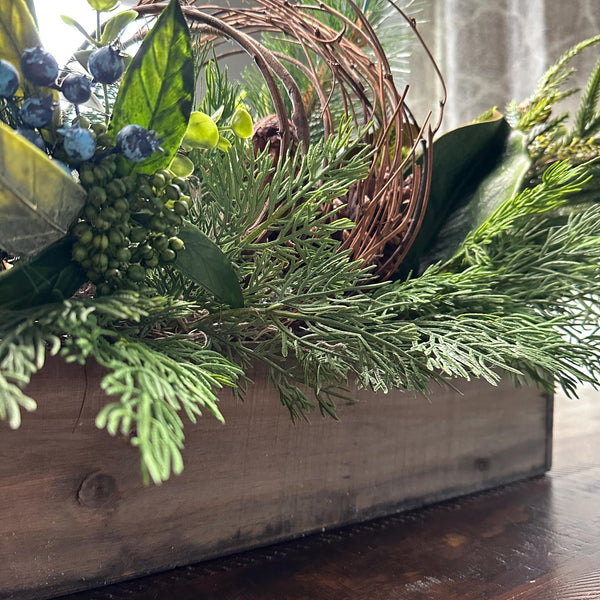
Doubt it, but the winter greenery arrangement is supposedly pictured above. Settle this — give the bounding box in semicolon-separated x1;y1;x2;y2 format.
1;0;600;484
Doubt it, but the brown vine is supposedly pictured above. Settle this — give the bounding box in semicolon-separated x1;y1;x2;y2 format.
133;0;446;280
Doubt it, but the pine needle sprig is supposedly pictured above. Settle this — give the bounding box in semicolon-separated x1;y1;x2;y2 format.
573;55;600;138
94;336;241;484
518;35;600;131
0;293;242;483
455;161;591;267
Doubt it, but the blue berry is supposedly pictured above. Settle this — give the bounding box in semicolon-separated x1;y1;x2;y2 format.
19;95;56;128
16;127;46;151
20;47;58;86
61;74;92;104
116;124;161;162
88;46;123;84
60;125;96;161
0;59;19;97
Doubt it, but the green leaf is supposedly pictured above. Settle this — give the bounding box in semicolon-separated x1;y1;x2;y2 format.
168;153;194;177
174;222;244;308
231;106;253;139
88;0;120;11
73;49;93;70
0;237;86;309
0;122;86;257
22;0;36;27
183;111;219;149
100;9;137;46
109;0;194;174
422;129;532;266
0;0;58;101
60;15;97;46
397;113;512;276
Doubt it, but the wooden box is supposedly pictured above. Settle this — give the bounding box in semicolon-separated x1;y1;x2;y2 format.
0;358;552;600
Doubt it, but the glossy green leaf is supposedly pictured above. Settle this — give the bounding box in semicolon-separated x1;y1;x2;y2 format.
109;0;194;174
0;122;86;257
420;129;531;266
231;106;253;139
169;153;194;178
88;0;120;11
0;0;58;101
397;113;512;276
183;111;219;149
100;9;137;46
216;135;232;152
174;222;244;308
60;15;96;46
0;237;86;310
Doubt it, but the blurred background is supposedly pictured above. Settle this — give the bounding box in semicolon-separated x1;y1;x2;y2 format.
411;0;600;130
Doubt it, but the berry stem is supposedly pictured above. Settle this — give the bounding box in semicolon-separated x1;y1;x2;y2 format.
102;84;110;124
95;10;111;124
96;10;101;44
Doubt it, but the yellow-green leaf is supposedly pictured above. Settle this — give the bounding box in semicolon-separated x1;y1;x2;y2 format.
169;153;194;178
87;0;120;12
100;9;137;46
0;122;86;257
60;15;96;46
216;135;232;152
183;111;219;149
231;106;253;139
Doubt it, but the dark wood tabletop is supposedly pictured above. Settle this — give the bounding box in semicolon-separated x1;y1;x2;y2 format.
59;386;600;600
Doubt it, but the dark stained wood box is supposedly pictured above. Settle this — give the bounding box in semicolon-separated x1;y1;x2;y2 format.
0;358;552;600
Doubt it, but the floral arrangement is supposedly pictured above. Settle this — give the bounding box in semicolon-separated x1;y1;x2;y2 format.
1;0;599;484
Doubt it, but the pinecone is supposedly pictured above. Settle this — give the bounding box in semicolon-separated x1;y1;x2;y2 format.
252;114;298;163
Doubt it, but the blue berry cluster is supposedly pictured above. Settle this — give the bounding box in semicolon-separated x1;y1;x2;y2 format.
0;44;190;295
0;46;159;165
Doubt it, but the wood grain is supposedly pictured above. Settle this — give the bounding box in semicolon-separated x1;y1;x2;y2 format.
57;385;600;600
0;358;550;600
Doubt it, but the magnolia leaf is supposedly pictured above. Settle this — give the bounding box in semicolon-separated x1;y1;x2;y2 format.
174;222;244;308
0;122;86;257
0;237;86;310
100;9;137;46
109;0;194;174
421;129;531;267
397;113;512;277
60;15;97;46
23;0;36;26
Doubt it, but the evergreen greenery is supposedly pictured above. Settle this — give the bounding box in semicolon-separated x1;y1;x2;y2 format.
1;1;600;484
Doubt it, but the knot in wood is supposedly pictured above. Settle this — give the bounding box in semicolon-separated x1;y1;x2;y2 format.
77;472;118;508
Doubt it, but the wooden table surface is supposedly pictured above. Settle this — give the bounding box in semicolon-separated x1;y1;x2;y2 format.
59;386;600;600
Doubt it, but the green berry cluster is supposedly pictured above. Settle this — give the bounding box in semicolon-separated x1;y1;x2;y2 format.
71;156;189;295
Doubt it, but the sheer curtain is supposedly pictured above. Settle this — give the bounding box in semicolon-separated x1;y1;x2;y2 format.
410;0;600;131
